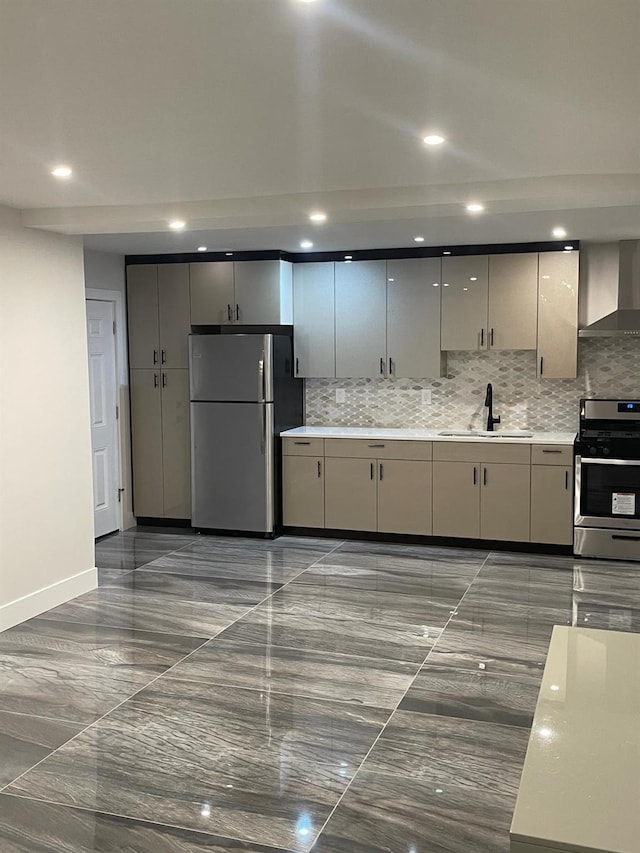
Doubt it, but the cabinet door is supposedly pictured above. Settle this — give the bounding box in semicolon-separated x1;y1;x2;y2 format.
441;256;489;351
335;261;387;378
130;369;163;517
481;463;530;542
293;263;335;378
378;459;432;535
234;260;289;324
158;264;190;368
432;461;480;538
127;265;159;369
189;262;234;325
488;253;538;350
387;258;445;378
531;466;573;545
537;251;579;379
283;456;325;528
324;457;377;531
160;369;191;520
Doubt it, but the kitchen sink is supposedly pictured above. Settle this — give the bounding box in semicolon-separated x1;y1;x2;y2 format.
438;430;534;439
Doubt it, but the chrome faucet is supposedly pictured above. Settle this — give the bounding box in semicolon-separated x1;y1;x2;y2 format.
484;383;501;431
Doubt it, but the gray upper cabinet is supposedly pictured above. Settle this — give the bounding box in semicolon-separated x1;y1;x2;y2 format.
190;260;292;325
158;264;190;368
293;262;336;378
234;260;293;325
127;265;159;369
441;255;490;351
488;253;538;350
189;262;234;325
335;260;387;378
387;258;445;378
537;251;579;379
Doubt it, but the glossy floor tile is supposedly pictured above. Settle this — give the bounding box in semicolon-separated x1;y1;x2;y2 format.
95;528;197;570
0;617;202;723
398;664;541;728
8;680;387;851
0;711;80;788
0;795;288;853
41;586;256;640
167;639;418;708
4;531;640;852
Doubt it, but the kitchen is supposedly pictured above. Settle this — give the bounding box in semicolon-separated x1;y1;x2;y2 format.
2;2;640;852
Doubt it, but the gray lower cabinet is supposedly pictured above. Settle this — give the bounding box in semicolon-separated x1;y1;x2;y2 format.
480;462;531;542
377;459;432;535
432;461;480;538
282;456;325;528
129;368;191;519
530;465;573;545
324;457;377;531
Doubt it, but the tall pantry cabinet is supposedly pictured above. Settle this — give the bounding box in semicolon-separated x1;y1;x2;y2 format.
127;264;191;519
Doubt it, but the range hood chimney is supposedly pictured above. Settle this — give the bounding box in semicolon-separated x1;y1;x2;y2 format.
580;240;640;337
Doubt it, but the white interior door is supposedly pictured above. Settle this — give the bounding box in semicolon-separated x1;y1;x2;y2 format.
86;299;120;537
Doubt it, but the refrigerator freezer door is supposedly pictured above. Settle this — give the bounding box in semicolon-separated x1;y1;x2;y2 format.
191;401;274;532
189;334;273;402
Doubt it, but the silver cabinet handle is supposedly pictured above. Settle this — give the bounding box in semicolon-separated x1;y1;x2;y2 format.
483;467;488;486
370;463;374;480
389;357;393;376
565;470;569;490
153;349;158;365
236;304;240;321
153;372;159;388
227;304;232;322
490;328;494;347
161;349;166;365
540;356;544;375
162;372;167;387
542;449;562;454
294;441;311;445
368;443;386;448
317;460;322;478
380;357;385;376
379;462;384;481
473;466;477;485
480;329;484;347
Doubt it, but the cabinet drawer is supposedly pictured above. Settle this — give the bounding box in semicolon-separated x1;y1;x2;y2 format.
531;445;573;466
433;441;531;464
324;438;431;460
283;437;325;457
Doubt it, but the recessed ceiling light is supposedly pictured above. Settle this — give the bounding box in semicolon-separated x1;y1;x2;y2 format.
470;277;478;281
169;220;186;230
432;282;439;287
300;240;314;249
463;287;469;291
388;277;394;282
466;202;484;213
345;255;353;260
564;245;574;251
443;250;451;255
552;227;567;239
414;236;425;243
423;134;445;146
51;165;72;178
197;246;207;252
225;252;234;256
309;212;327;223
443;283;449;287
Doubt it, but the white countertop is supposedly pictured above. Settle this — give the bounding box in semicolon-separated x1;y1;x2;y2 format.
281;426;576;445
511;626;640;853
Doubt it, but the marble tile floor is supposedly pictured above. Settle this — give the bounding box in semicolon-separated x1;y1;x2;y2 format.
1;532;640;852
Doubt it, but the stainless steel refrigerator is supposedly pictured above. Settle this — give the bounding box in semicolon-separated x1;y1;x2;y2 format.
189;334;303;533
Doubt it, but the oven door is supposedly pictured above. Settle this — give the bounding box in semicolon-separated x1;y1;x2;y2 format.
575;456;640;530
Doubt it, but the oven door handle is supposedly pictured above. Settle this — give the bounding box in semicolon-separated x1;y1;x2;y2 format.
578;457;640;466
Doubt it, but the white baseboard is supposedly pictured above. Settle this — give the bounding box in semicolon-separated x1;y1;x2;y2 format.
0;567;98;632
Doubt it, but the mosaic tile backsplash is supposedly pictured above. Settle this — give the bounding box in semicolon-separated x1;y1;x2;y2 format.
305;338;640;433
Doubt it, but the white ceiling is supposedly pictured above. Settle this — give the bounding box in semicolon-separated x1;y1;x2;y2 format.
2;0;640;254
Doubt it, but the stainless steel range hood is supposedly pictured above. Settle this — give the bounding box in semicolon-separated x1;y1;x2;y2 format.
580;240;640;337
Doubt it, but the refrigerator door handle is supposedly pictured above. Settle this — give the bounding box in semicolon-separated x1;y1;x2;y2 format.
260;404;266;455
258;353;266;403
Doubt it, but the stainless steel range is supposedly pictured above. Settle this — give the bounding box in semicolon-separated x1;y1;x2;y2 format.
575;398;640;560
